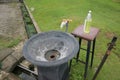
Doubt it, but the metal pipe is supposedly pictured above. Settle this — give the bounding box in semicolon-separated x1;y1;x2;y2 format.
92;36;117;80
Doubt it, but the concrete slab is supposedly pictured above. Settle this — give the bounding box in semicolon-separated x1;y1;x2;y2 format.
0;70;21;80
1;55;17;71
0;48;14;61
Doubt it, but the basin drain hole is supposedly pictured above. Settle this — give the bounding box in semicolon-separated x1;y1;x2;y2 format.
45;50;60;61
50;55;55;58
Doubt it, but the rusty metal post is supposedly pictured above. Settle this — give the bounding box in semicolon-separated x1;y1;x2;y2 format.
92;36;117;80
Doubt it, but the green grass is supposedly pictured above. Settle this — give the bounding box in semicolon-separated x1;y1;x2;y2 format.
0;35;21;49
25;0;120;80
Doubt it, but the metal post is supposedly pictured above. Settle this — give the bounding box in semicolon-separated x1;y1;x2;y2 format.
65;21;69;32
84;40;91;80
76;38;82;62
91;38;96;67
69;59;73;72
92;37;117;80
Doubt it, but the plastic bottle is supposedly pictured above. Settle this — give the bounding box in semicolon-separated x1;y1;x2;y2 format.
84;10;92;33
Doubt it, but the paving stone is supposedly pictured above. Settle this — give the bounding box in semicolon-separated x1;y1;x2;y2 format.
6;73;21;80
1;55;17;72
0;70;21;80
0;0;19;3
1;41;25;72
11;42;24;61
0;48;14;61
0;70;9;80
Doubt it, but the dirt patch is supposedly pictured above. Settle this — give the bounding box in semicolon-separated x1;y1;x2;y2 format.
105;32;115;39
0;3;26;38
0;3;26;49
113;48;120;61
112;0;120;3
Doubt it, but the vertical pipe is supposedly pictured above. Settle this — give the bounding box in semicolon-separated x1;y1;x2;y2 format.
65;21;69;32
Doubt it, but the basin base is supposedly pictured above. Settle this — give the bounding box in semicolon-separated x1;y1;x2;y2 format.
38;62;69;80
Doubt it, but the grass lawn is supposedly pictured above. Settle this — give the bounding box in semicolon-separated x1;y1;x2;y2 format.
0;35;21;49
25;0;120;80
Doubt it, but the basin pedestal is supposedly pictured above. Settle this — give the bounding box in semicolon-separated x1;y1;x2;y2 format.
23;31;79;80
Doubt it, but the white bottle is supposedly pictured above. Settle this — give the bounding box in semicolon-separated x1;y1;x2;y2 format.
84;10;92;33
